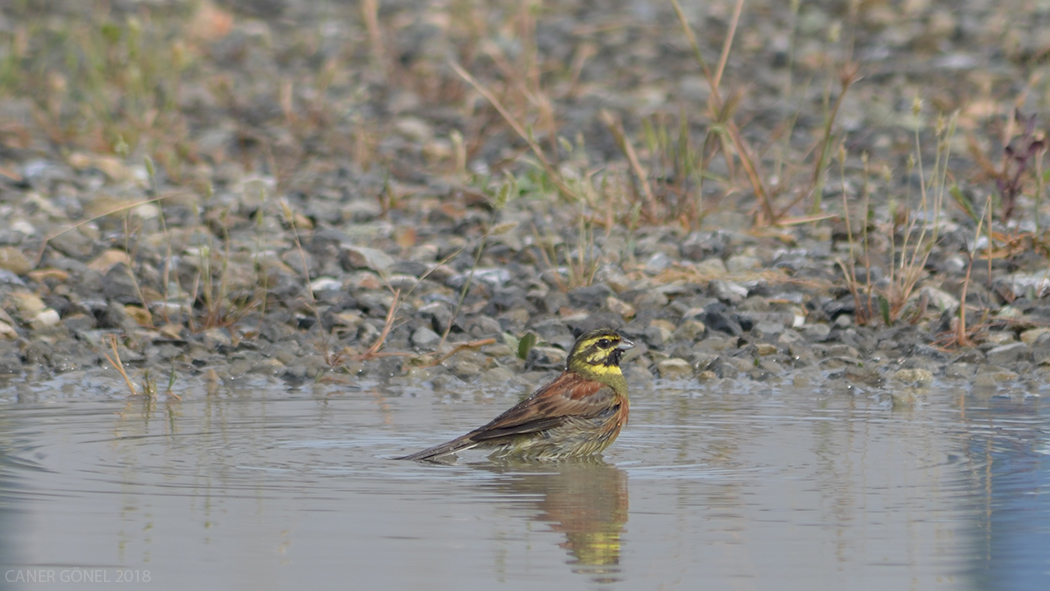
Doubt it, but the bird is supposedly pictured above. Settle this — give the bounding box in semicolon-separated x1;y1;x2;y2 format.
399;327;635;462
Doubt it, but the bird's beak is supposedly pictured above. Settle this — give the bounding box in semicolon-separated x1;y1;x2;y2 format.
618;338;634;351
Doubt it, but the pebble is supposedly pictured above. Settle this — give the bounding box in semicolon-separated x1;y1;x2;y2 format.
892;368;934;386
411;327;441;348
985;342;1029;366
0;247;32;275
525;346;567;370
657;358;693;379
726;255;761;273
605;296;636;319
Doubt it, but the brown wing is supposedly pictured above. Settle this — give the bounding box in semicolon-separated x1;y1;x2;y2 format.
398;371;619;461
468;372;619;441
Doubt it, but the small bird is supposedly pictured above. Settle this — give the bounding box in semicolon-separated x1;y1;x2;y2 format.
399;328;634;462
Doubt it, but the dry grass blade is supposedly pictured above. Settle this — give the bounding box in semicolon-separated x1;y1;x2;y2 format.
713;0;745;90
600;109;657;218
419;338;498;368
361;0;386;75
448;60;580;201
102;334;138;397
34;191;190;267
671;0;775;224
353;288;405;361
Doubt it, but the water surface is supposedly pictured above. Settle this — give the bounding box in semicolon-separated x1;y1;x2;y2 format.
1;369;1048;589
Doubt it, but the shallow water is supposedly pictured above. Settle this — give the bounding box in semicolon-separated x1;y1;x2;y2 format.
1;369;1048;589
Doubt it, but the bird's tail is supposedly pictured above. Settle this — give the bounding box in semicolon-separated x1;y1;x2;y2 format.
397;435;479;462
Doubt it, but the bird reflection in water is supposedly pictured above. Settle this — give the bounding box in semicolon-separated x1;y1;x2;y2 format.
482;457;628;583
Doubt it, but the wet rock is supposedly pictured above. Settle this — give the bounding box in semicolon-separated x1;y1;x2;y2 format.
479;366;519;388
754;343;778;356
657;358;693;379
707;355;743;379
892;368;934;386
643;321;674;347
0;350;21;373
985;342;1029;366
944;363;976;379
786;341;818;366
1031;333;1050;365
201;328;233;350
891;387;926;408
448;357;484;379
976;365;1019;383
24;340;53;364
626;363;654;386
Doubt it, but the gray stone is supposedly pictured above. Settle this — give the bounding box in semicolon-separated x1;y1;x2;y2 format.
944;363;976;379
632;290;669;310
525;346;567;370
411;327;441;348
726;255;761;273
467;316;502;338
753;321;784;339
892;368;934;386
201;328;233;350
985;342;1029;366
802;323;832;341
645;252;674;273
568;283;614;308
342;245;394;273
644;323;673;347
102;265;139;302
657;358;693;379
711;279;748;304
703;302;742;336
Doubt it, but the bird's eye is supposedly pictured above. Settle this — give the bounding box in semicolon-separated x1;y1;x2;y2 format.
597;338;611;348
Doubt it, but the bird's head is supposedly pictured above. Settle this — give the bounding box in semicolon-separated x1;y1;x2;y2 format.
566;328;634;383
